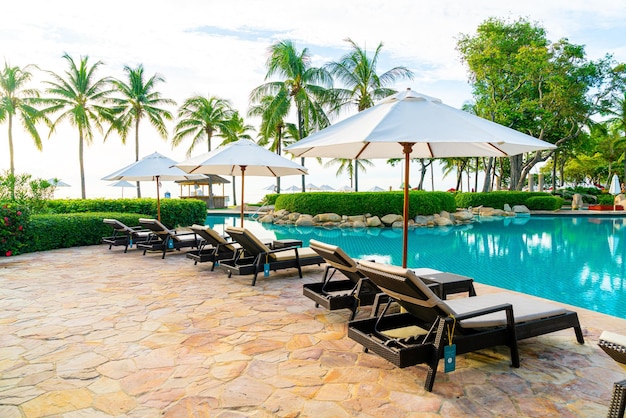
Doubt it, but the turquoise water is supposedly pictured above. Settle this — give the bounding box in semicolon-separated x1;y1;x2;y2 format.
206;214;626;319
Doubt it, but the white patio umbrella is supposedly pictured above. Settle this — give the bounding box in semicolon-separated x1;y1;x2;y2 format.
175;139;307;226
108;180;134;198
47;178;70;187
102;152;205;221
610;174;621;211
319;184;335;191
284;185;301;192
286;88;556;267
305;182;320;191
368;185;385;192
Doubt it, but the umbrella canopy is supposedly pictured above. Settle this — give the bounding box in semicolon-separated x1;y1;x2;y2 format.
305;183;320;191
175;139;307;226
337;185;354;192
368;185;385;192
610;174;621;196
48;178;70;187
102;152;205;221
108;180;135;188
286;89;555;267
319;184;335;191
284;185;301;192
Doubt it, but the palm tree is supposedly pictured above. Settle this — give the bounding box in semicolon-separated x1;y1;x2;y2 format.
248;93;296;193
250;40;333;191
44;53;114;198
325;38;414;190
172;95;234;156
324;158;374;189
0;63;48;177
107;64;175;197
604;92;626;179
221;110;256;206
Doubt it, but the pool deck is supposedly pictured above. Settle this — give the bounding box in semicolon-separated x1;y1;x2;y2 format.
2;244;626;417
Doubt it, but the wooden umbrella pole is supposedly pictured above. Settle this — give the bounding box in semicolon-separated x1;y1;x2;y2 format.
400;143;414;268
156;175;161;222
240;166;247;227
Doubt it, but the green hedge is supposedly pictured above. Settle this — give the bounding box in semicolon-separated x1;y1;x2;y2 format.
454;191;554;209
525;196;565;211
23;212;150;253
47;198;206;228
274;191;456;218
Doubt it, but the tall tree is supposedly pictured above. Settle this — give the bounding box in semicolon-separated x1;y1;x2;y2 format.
603;93;626;179
0;63;47;177
221;110;256;206
324;158;374;189
44;53;114;198
172;95;233;156
325;38;413;190
107;64;175;197
248;93;296;193
457;17;617;190
250;40;332;191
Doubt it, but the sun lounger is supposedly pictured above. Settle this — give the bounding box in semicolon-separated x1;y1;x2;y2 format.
599;331;626;417
137;218;201;259
349;260;585;392
221;226;324;286
302;240;381;320
101;218;152;253
185;225;239;270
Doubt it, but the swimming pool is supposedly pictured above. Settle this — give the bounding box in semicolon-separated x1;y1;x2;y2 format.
206;214;626;319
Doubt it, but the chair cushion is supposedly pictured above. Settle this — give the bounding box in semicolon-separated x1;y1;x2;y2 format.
446;293;567;328
600;331;626;348
272;247;320;262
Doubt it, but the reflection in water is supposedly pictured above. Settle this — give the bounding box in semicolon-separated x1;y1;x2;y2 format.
206;215;626;319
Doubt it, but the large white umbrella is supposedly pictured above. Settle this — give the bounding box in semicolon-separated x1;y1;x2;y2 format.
175;139;307;226
610;174;621;211
286;89;556;267
102;152;205;221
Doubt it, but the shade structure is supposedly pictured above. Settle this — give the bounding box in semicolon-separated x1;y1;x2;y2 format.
175;139;308;226
284;185;301;192
305;183;320;191
319;184;335;191
102;152;206;221
368;185;385;192
48;178;70;187
286;89;556;267
610;174;621;195
108;180;134;198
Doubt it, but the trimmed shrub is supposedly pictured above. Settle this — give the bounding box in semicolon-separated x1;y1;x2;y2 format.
525;196;565;211
0;202;30;256
455;191;551;209
274;191;456;217
23;212;150;253
47;198;206;228
598;194;615;205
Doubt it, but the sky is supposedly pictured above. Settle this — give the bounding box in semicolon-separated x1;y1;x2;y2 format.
2;0;626;203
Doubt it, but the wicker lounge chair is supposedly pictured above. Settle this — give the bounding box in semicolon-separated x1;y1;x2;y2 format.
599;331;626;417
303;240;381;320
137;218;201;259
221;226;324;286
185;225;239;270
349;260;585;392
101;218;152;253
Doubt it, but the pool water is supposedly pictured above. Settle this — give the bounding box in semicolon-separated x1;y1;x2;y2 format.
206;214;626;319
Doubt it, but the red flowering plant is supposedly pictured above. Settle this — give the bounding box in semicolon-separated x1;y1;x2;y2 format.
0;202;29;256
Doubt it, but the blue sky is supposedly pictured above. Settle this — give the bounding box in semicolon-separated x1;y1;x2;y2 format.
2;0;626;201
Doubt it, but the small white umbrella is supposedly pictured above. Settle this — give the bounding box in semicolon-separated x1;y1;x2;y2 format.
368;185;385;192
175;139;307;226
610;174;621;211
108;180;134;198
284;185;301;192
48;178;70;187
305;182;320;191
319;184;335;191
286;89;555;267
337;185;354;192
102;152;205;221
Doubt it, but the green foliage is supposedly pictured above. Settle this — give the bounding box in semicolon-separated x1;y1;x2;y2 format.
525;196;565;211
455;191;552;209
274;191;455;217
0;202;30;256
46;198;206;228
23;212;148;253
264;194;279;206
598;194;615;205
554;188;599;203
0;171;54;213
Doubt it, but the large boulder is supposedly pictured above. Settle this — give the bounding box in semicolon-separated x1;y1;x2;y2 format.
503;203;512;212
512;205;530;214
452;210;473;222
313;213;342;223
434;215;454;226
295;214;315;226
381;214;403;225
366;216;382;227
273;209;290;219
258;214;274;223
347;215;365;223
287;212;301;221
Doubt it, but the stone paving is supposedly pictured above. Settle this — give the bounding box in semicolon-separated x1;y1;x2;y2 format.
1;244;626;417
